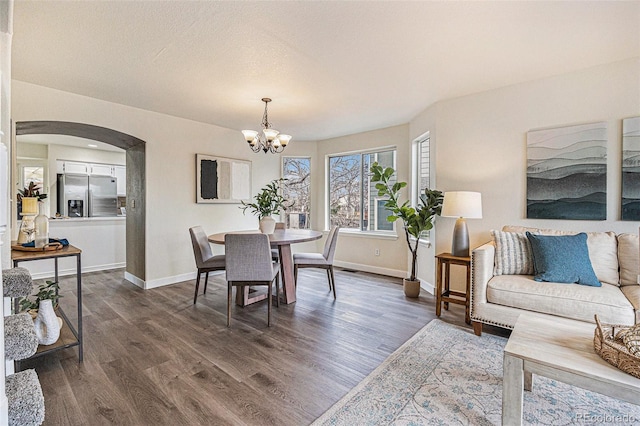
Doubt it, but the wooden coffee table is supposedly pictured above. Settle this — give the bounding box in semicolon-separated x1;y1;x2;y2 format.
502;314;640;425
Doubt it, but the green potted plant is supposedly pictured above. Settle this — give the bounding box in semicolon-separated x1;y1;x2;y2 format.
18;280;62;315
240;178;290;234
370;162;443;297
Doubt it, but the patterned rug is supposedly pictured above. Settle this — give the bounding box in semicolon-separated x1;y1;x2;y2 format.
312;320;640;425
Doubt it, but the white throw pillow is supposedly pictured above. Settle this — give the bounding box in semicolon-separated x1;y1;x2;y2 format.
492;230;535;276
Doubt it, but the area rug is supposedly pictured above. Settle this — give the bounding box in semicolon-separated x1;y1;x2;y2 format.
312;320;640;425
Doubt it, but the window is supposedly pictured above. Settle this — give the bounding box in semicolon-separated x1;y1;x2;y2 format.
413;134;430;203
328;148;396;231
282;157;311;229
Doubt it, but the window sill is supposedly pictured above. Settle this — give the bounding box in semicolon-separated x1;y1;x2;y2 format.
333;229;398;240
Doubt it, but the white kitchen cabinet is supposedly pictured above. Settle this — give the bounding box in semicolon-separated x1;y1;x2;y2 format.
114;166;126;195
90;163;113;176
63;161;88;174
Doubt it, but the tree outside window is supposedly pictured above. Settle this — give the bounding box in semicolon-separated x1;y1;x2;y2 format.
282;157;311;229
328;149;396;231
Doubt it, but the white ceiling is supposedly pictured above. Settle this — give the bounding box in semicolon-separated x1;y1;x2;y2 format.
11;1;640;142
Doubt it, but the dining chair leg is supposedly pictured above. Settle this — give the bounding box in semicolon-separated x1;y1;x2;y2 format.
204;272;209;294
294;265;298;287
193;270;201;304
227;282;232;327
329;266;337;299
267;280;272;327
276;272;280;308
326;269;332;290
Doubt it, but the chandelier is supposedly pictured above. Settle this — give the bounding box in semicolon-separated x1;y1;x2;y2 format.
242;98;291;154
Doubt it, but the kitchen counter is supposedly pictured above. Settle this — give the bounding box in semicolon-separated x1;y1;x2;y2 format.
18;217;125;279
50;216;125;222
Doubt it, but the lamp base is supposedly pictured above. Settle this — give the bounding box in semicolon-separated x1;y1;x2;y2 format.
451;217;469;257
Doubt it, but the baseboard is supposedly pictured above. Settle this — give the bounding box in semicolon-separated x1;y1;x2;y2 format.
143;270;225;290
124;272;145;289
420;280;435;295
30;262;126;280
333;260;406;279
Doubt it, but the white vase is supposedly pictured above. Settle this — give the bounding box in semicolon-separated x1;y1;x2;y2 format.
34;299;61;345
259;216;276;234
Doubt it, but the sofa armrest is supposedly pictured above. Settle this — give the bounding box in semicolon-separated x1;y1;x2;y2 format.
470;242;495;315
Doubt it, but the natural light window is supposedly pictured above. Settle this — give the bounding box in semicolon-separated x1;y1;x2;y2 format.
328;148;396;232
282;157;311;229
414;135;430;202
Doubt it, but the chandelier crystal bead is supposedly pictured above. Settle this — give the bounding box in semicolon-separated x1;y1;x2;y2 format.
242;98;291;154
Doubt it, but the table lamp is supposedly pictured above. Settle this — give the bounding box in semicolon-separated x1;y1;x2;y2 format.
441;191;482;257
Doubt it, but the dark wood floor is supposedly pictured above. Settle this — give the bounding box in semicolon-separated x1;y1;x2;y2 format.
21;267;506;425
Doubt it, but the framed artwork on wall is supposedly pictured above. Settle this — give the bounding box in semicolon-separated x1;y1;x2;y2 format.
196;154;251;204
622;116;640;220
526;121;607;220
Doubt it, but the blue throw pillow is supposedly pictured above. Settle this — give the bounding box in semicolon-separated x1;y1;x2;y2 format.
525;232;601;287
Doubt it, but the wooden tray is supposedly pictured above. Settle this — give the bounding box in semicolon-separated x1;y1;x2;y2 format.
11;242;63;252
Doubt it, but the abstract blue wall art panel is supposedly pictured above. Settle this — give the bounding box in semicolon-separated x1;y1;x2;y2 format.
527;122;607;220
622;116;640;221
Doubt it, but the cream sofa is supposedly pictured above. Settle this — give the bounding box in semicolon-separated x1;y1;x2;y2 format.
470;226;640;336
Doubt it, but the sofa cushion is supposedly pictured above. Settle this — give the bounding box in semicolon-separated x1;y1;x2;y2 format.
503;226;619;285
619;233;639;286
491;230;534;276
486;275;635;325
526;232;601;287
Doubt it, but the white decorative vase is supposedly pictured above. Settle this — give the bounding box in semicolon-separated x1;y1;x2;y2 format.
259;216;276;234
34;299;61;345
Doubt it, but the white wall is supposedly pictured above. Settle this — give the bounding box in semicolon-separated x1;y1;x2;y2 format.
411;57;640;290
11;81;288;286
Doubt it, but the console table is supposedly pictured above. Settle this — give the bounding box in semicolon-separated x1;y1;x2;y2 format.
11;244;83;363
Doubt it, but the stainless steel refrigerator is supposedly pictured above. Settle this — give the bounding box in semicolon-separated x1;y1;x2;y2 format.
58;174;118;217
89;175;118;217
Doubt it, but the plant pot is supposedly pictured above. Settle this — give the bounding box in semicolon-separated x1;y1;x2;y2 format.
259;216;276;234
403;278;421;298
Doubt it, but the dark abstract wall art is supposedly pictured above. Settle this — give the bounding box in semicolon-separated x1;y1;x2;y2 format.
527;122;607;220
622;116;640;220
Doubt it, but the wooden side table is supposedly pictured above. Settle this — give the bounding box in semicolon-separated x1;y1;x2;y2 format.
435;252;471;324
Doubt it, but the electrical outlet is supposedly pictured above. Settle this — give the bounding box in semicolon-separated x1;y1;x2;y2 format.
131;199;136;209
375;248;380;256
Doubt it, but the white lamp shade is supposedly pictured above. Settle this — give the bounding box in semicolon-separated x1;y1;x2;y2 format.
242;130;258;142
263;128;279;142
278;134;292;146
441;191;482;219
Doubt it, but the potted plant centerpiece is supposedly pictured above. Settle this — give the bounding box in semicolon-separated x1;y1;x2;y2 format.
19;280;63;345
240;178;290;234
370;162;443;297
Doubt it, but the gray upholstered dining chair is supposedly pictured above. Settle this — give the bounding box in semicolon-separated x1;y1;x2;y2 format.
271;222;286;261
189;226;226;304
293;226;340;299
225;233;280;327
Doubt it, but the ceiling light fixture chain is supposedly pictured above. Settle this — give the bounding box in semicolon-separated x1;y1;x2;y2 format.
242;98;291;154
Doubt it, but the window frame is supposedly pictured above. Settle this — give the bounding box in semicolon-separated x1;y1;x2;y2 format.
281;156;312;229
411;131;432;245
325;146;397;235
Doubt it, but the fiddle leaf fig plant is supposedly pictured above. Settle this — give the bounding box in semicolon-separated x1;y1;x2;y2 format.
370;162;443;282
240;178;290;219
